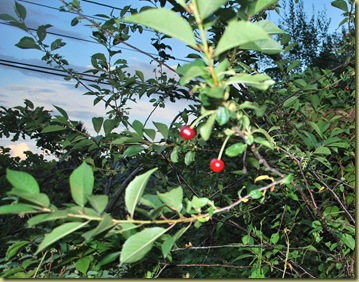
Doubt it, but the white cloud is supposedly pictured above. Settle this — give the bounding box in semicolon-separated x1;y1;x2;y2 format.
7;142;32;160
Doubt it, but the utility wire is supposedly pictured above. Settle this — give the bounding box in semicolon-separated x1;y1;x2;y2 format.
0;58;188;99
17;0;153;32
0;59;110;84
18;0;122;22
80;0;123;10
0;23;191;63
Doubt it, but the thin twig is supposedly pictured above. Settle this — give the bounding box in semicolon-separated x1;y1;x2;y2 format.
160;262;250;269
308;168;355;224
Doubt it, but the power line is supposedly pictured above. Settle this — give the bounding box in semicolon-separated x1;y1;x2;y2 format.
0;58;108;84
80;0;123;10
0;58;193;103
15;0;192;62
0;58;186;98
17;0;151;31
17;0;119;22
0;22;190;63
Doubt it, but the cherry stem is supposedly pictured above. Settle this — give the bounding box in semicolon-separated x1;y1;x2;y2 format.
218;135;231;160
190;111;215;128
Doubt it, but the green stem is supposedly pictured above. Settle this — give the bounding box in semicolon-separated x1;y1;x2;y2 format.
33;251;48;278
190;110;215;128
218;134;231;160
190;0;219;86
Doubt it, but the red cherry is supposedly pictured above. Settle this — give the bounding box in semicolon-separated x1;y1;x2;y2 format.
345;86;350;91
210;159;225;173
179;126;196;140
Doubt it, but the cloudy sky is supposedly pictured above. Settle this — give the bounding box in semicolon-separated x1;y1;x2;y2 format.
0;0;344;159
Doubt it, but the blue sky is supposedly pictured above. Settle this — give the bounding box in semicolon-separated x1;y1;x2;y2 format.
0;0;346;159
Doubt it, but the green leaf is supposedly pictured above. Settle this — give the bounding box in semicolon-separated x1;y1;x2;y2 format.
176;60;207;85
205;87;224;99
75;256;91;275
50;38;66;51
256;20;285;34
0;14;17;21
226;73;275;90
144;128;156;140
283;96;298;108
251;0;278;15
136;70;145;82
41;125;66;133
83;213;115;241
287;60;301;72
15;1;27;20
37;24;52;42
69;162;94;207
92;117;103;134
287;192;298;201
152;144;166;154
123;9;197;48
125;168;157;218
240;37;282;54
98;251;121;267
0;204;37;215
103;118;118;135
35;221;88;255
310;94;320;110
199;113;216;141
153;122;168;139
315;156;332;169
216;107;230;126
15;36;41;50
249;189;262;199
141;194;165;210
157;186;183;212
190;196;211;210
314;146;331;155
124;145;145;157
71;17;80;26
249;269;265;278
112;135;143;145
184;151;195;166
270;232;280;244
119;222;139;239
87;195;108;214
27;210;69;226
8;190;50;207
340;233;355;250
308;121;323;139
6;169;40;194
237;101;267;117
196;0;228;20
331;0;348;12
6;240;30;261
323;206;339;218
132;120;144;136
162;224;190;258
215;21;270;56
7;20;28;32
282;173;294;185
120;227;167;265
254;137;274;149
225;143;246;157
53;104;68;119
170;146;180;163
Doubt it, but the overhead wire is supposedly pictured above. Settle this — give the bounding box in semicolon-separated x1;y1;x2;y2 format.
1;0;192;93
3;1;192;63
0;58;187;98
